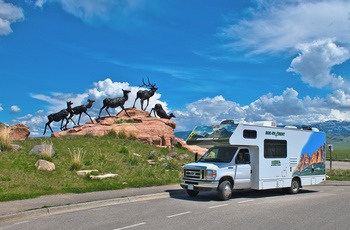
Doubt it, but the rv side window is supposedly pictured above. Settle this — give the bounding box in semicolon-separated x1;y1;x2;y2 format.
264;139;287;158
243;130;257;139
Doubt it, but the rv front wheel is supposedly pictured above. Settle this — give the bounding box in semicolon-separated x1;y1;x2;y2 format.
288;178;300;194
218;180;232;200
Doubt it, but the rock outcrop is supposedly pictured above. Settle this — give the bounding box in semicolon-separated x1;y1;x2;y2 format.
0;124;30;141
52;108;177;148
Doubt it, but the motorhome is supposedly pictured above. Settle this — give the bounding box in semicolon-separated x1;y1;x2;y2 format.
180;121;326;200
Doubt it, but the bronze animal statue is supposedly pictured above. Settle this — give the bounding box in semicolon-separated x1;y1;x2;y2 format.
98;89;131;118
67;99;95;126
133;78;158;110
149;103;176;119
43;101;73;135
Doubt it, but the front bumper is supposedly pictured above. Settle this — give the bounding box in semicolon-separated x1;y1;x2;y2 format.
180;179;219;191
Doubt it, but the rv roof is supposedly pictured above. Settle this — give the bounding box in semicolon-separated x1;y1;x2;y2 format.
243;121;277;127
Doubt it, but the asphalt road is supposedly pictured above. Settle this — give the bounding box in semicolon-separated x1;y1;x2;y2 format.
327;160;350;169
1;185;349;230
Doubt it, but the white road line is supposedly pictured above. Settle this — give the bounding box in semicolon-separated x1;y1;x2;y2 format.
167;211;192;218
114;222;146;230
264;196;280;199
208;204;229;209
237;199;255;204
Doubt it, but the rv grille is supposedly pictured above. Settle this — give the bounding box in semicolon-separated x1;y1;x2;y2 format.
184;168;203;179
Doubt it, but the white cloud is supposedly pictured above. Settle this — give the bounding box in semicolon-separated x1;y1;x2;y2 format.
219;0;350;55
326;90;350;109
330;109;350;121
174;96;244;131
0;0;24;35
34;0;46;7
35;0;147;25
0;103;3;112
288;39;350;88
247;88;306;117
174;87;350;131
10;105;20;114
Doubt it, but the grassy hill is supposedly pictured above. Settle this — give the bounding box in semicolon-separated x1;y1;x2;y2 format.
1;128;350;202
0;133;194;202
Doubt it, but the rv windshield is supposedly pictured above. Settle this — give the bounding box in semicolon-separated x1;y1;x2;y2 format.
199;146;237;163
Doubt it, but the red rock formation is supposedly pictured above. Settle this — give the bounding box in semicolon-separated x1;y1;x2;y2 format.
52;108;177;148
9;124;30;140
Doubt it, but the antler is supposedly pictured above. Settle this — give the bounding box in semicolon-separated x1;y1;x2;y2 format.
140;77;156;88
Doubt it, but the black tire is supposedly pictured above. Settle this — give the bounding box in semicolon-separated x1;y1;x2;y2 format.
288;178;300;194
186;189;199;197
218;180;232;201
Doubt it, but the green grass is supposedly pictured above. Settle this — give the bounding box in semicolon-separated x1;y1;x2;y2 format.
326;149;350;161
326;169;350;181
1;135;349;202
0;135;193;202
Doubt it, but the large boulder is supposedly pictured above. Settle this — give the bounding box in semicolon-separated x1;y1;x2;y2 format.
29;144;55;157
35;159;55;171
52;108;177;148
9;124;30;140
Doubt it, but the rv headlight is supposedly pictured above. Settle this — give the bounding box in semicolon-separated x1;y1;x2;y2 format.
206;170;217;180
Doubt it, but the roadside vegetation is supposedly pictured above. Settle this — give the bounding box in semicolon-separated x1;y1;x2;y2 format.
326;148;350;161
1;132;350;202
326;169;350;181
0;134;194;202
0;127;11;152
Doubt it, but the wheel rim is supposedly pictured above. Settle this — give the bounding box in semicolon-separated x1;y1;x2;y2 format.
224;183;232;198
292;180;299;192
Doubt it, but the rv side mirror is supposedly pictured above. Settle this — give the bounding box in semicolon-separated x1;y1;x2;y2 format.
195;152;198;162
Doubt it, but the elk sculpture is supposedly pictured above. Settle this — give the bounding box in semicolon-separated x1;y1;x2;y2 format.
43;101;73;135
149;103;176;119
133;78;158;110
98;89;131;118
66;99;95;127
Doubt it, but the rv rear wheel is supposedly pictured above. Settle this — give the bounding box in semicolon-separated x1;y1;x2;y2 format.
218;180;232;201
186;189;199;197
288;178;300;194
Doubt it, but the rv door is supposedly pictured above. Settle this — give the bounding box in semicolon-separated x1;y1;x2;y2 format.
233;149;251;189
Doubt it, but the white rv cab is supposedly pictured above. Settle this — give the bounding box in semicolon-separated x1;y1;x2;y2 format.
181;121;326;200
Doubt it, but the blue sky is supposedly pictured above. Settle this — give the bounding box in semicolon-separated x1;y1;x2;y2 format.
1;0;350;137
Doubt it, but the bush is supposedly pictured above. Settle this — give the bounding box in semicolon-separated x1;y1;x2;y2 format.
69;148;86;171
0;127;11;152
40;140;54;161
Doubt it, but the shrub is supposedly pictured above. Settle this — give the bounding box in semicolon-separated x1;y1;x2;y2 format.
117;130;128;139
40;140;54;161
69;148;86;171
0;127;11;152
